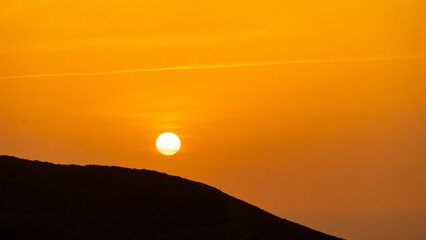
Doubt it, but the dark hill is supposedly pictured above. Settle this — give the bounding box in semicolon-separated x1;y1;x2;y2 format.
0;155;342;240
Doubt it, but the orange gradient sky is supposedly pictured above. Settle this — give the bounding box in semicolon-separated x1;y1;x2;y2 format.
1;1;425;239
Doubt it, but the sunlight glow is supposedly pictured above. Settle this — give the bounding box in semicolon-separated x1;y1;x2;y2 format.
156;132;181;156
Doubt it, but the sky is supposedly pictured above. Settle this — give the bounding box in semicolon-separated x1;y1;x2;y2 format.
1;0;425;239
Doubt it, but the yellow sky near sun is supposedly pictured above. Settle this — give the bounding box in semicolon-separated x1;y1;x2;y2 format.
1;1;426;239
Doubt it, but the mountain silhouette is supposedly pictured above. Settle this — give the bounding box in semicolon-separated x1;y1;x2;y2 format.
0;155;343;240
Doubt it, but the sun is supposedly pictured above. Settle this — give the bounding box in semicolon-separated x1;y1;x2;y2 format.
156;132;181;156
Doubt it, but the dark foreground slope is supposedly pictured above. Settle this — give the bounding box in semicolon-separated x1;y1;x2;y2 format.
0;156;342;240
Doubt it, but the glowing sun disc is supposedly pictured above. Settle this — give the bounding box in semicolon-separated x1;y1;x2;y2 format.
156;132;181;155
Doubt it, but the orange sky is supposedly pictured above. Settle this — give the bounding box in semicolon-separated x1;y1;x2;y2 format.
1;1;425;239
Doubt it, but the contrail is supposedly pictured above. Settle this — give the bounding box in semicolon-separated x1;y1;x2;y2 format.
0;55;422;79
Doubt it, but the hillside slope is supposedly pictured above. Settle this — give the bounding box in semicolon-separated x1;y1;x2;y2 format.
0;155;343;240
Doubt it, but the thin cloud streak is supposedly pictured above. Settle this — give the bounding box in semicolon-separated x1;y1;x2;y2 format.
0;55;423;79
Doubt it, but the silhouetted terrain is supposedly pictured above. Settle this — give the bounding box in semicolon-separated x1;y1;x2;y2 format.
0;155;343;240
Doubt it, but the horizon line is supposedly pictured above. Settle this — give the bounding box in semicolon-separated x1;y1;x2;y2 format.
0;55;423;80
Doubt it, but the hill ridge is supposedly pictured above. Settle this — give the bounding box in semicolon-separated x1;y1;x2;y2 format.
0;155;343;240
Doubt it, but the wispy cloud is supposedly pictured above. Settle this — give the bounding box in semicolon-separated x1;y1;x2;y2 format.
0;55;423;79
